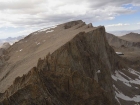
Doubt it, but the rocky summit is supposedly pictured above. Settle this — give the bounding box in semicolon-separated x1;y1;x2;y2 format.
0;20;140;105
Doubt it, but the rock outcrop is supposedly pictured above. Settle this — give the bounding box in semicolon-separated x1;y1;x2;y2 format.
87;23;93;28
0;21;124;105
1;42;11;50
64;20;86;29
0;51;10;67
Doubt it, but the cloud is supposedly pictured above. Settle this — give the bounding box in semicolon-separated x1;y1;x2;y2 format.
137;22;140;24
106;23;130;27
0;0;46;10
0;0;140;38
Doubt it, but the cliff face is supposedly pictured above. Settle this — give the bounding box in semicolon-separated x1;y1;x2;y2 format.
0;24;123;105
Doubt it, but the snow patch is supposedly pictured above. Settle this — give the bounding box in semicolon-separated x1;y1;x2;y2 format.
116;91;140;102
34;33;37;35
37;42;40;45
38;29;47;32
134;103;140;105
113;84;140;103
111;75;117;81
112;69;140;86
111;70;132;87
19;49;23;52
35;42;40;45
115;96;121;105
123;81;132;87
119;71;132;80
128;68;140;78
97;70;101;73
135;87;139;89
38;25;57;32
46;30;54;33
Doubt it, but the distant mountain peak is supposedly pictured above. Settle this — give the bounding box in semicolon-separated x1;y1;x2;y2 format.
127;32;139;35
120;32;140;42
0;35;25;47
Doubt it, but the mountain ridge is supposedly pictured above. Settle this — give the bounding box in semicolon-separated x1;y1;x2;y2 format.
0;20;140;105
119;32;140;42
0;21;120;105
106;32;140;48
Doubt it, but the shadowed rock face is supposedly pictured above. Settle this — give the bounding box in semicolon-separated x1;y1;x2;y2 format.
0;21;126;105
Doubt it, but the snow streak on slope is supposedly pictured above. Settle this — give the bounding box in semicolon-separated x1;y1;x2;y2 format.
112;68;140;104
37;25;57;33
113;84;140;102
112;69;140;86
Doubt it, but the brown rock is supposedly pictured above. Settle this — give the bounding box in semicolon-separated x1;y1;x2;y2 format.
0;21;124;105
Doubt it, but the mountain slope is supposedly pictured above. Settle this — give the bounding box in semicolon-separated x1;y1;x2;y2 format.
0;27;116;105
106;33;140;48
0;20;93;93
106;33;140;70
120;32;140;42
0;20;140;105
0;20;120;105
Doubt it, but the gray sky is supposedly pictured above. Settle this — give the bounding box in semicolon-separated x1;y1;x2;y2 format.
0;0;140;38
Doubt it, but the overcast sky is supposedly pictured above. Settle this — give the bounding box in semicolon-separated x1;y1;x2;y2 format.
0;0;140;38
